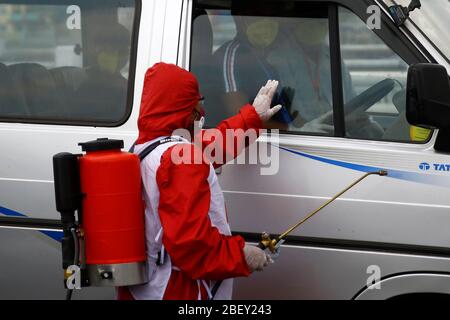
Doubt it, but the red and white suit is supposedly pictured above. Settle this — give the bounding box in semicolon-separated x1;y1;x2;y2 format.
118;63;263;300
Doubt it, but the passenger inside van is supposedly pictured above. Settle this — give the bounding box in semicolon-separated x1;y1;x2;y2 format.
210;3;297;129
267;17;338;133
72;23;130;122
268;18;384;138
210;11;332;131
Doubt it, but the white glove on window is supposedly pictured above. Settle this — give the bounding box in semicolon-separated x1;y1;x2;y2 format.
252;80;282;122
243;244;271;272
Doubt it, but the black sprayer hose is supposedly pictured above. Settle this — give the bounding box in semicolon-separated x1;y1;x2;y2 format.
66;287;73;300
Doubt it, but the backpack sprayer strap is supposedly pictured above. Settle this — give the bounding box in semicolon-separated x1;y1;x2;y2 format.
129;137;183;160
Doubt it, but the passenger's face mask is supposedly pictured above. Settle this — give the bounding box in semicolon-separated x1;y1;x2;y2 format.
97;51;121;74
245;18;279;49
294;20;328;47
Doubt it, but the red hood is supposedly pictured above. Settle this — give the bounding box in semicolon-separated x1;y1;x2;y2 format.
137;63;201;144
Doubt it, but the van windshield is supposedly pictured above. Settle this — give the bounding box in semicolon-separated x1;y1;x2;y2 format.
383;0;450;62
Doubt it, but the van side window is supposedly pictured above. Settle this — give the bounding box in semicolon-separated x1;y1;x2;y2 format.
0;1;137;125
338;7;432;142
190;3;336;136
190;1;432;143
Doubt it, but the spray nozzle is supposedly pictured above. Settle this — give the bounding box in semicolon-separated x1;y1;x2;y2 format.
378;170;388;176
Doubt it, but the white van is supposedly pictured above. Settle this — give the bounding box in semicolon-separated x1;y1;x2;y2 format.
0;0;449;300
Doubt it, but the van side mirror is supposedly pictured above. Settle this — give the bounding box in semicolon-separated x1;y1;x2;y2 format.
406;63;450;129
406;63;450;152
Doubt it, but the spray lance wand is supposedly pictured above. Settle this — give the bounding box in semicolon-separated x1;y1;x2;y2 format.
209;170;388;299
256;170;388;254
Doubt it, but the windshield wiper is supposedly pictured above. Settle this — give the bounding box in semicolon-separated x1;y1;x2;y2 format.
389;0;422;27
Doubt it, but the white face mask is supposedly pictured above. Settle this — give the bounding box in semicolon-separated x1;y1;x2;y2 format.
198;116;205;130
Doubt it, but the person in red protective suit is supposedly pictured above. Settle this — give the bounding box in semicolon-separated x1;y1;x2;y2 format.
117;62;281;300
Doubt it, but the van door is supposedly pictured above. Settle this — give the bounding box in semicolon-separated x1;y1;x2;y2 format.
188;0;450;299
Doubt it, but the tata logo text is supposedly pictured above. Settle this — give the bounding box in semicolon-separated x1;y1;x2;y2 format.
419;162;450;172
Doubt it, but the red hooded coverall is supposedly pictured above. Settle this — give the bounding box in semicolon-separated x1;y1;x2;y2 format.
118;62;263;300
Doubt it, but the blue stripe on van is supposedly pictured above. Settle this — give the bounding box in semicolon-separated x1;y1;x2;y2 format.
0;206;26;217
279;146;383;173
279;146;450;189
40;230;63;242
0;206;63;242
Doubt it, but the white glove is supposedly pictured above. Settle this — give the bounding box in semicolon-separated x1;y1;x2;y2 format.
243;245;271;272
252;80;282;122
300;110;334;134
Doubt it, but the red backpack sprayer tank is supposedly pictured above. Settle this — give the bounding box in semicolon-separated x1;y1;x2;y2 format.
53;138;148;299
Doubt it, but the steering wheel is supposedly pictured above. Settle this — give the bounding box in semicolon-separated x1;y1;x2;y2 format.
344;79;396;116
